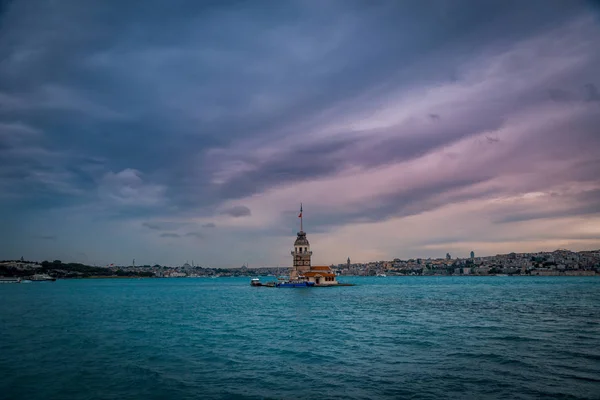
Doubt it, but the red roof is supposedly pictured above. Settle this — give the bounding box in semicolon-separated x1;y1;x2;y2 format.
311;266;332;271
304;271;336;278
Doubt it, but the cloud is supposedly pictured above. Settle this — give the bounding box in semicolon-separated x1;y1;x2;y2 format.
98;169;165;207
584;83;600;102
33;235;57;241
142;221;188;231
142;222;165;230
548;88;575;103
205;17;600;203
202;222;216;228
159;233;180;238
0;121;41;138
219;97;600;236
496;188;600;223
220;205;251;217
185;232;204;239
24;170;87;196
548;84;600;103
1;85;127;120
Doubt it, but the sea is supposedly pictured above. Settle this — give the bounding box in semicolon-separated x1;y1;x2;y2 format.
1;276;599;399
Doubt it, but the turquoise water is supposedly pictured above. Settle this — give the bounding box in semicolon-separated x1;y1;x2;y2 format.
1;276;599;399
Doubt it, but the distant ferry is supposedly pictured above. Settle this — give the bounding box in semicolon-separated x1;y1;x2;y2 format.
0;277;21;284
31;274;56;281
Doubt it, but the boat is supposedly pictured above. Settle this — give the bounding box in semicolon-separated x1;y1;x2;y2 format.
276;281;314;288
276;278;315;288
31;274;56;281
0;277;21;284
250;278;262;287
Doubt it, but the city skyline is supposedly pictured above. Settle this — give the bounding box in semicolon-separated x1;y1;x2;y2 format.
1;1;600;267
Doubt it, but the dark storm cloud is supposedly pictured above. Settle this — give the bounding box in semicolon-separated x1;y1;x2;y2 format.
0;0;591;213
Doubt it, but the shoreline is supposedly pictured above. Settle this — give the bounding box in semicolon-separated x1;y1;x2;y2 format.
2;274;597;281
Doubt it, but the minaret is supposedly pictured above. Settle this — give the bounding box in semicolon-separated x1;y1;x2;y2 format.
290;204;312;279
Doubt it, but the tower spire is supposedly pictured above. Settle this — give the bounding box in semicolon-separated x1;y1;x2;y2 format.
299;203;303;232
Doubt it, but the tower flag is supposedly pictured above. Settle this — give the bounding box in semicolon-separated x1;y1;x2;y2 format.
299;203;303;231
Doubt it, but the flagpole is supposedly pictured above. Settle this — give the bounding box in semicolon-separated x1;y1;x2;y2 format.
300;203;303;232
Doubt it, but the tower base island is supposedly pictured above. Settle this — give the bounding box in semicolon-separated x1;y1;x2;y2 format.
252;205;354;288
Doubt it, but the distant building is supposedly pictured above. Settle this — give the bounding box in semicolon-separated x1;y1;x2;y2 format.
446;253;451;260
470;251;475;259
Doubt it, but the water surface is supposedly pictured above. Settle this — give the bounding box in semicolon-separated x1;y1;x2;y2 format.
1;276;599;399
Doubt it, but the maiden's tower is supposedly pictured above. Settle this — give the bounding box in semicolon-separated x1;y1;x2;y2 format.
289;205;338;286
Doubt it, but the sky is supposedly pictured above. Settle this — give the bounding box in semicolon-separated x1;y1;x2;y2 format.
1;0;600;267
